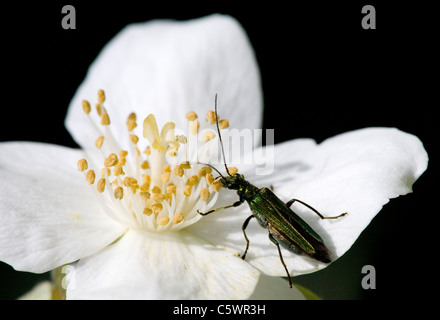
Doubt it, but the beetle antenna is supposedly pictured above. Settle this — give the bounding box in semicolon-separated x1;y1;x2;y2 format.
214;94;232;176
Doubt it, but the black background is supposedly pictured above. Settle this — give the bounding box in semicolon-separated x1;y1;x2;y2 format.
0;1;437;300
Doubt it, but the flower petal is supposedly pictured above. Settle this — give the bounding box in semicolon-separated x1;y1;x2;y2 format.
0;142;125;273
189;128;428;277
66;14;262;155
67;229;259;299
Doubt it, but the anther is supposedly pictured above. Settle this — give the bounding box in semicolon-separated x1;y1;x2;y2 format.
98;89;106;105
113;165;125;176
114;187;124;200
219;119;229;129
127;113;137;132
77;159;88;172
141;160;150;170
202;130;216;142
186;175;199;186
86;170;96;185
172;213;184;224
184;185;192;197
161;172;171;183
104;153;119;167
151;186;161;194
173;165;184;177
157;216;170;226
151;193;166;202
100;112;110;126
200;188;210;202
97;178;106;193
206;110;216;125
143;207;153;216
228;167;238;175
211;180;223;192
82;100;91;115
129;134;139;144
185;111;198;121
95;136;104;149
152;203;163;213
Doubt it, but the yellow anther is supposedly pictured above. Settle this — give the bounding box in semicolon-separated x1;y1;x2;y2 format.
111;179;119;189
77;158;88;172
143;207;153;216
113;165;125;176
86;170;96;185
205;173;215;185
180;161;191;169
186;175;199;186
166;184;177;195
173;165;184;177
175;135;187;144
151;193;166;202
198;166;212;177
185;111;198;121
101;167;111;178
127;113;137;131
163;165;171;172
114;187;124;200
189;120;200;135
211;180;223;192
140;181;150;192
140;192;150;200
104;153;119;167
95;136;104;149
119;150;128;158
129;134;139;144
157;216;170;226
202;130;216;142
142;174;151;184
184;185;192;197
123;176;138;187
98;89;106;105
97;178;106;193
228;167;238;175
219;119;229;129
200;188;210;202
161;172;171;183
151;186;161;194
144;146;151;155
172;213;184;224
96;104;102;116
151;203;163;213
206;110;216;125
141;160;150;170
82;100;91;115
100;112;110;126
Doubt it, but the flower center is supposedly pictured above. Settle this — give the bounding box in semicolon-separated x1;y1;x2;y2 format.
76;89;230;232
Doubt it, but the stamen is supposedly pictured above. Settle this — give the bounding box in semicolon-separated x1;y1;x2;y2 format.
95;136;104;149
200;188;210;202
211;179;223;192
172;213;184;224
184;185;192;197
129;134;139;144
186;175;199;186
228;167;238;175
152;203;163;213
77;159;88;172
206;110;216;125
98;89;106;105
114;187;124;200
157;216;170;226
127;113;137;131
189;120;200;135
97;178;106;193
100;112;110;126
202;130;216;142
104;153;119;167
82;100;91;115
143;208;153;216
173;165;184;177
151;193;166;202
185;111;198;121
218;119;229;129
86;170;96;185
113;165;125;176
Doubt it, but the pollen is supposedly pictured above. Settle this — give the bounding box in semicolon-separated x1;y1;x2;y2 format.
100;112;110;126
206;110;216;125
82;100;91;115
152;203;163;213
77;158;88;172
200;188;210;202
151;193;166;203
98;89;106;104
185;111;198;121
95;136;104;149
172;213;184;224
157;216;170;226
186;175;199;186
114;187;124;200
143;207;153;216
228;167;238;175
86;170;96;185
184;185;192;197
219;119;229;129
202;130;216;142
104;153;119;167
97;178;106;193
211;179;223;192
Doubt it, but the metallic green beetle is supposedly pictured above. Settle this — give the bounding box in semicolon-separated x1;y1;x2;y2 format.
198;96;346;287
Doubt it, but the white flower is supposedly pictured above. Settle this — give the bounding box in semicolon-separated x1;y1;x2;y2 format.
0;14;428;300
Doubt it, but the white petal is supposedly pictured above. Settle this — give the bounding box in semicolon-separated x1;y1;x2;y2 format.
66;14;262;155
248;275;306;300
0;142;125;273
18;281;53;300
67;229;259;299
189;128;428;277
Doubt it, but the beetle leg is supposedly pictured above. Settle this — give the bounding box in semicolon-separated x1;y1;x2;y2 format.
268;232;293;288
197;199;244;216
286;198;347;220
240;215;255;260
